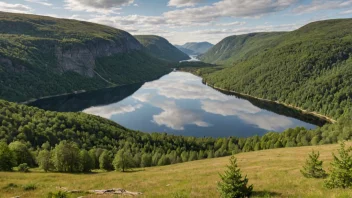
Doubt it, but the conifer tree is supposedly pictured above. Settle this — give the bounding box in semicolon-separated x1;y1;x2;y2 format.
325;142;352;188
218;156;253;198
300;150;327;178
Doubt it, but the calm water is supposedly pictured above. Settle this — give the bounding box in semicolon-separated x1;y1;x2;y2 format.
29;72;321;138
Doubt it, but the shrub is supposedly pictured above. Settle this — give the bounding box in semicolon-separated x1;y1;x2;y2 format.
23;183;37;191
18;163;30;173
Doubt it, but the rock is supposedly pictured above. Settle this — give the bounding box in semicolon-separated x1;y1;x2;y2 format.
88;188;142;196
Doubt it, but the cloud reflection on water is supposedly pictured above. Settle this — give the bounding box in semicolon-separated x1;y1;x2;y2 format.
83;72;297;132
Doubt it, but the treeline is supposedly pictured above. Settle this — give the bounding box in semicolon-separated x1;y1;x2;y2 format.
0;100;352;172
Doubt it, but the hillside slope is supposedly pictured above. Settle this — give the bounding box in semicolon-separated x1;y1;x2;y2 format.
135;35;190;62
199;32;285;64
199;19;352;119
178;42;214;55
0;12;171;102
1;142;352;197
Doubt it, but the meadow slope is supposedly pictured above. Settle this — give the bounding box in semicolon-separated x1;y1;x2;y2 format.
1;142;352;198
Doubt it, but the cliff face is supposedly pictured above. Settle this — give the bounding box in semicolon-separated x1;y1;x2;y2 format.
55;34;142;77
0;12;170;102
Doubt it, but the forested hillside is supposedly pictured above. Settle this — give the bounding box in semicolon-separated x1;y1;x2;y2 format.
135;35;190;62
1;99;352;172
0;12;171;102
199;19;352;119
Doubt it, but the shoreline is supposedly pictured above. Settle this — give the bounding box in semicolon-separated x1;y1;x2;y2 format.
21;72;171;105
207;83;337;124
177;68;336;124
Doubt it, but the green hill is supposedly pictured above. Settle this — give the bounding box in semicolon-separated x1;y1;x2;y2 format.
0;12;171;102
198;19;352;120
135;35;190;62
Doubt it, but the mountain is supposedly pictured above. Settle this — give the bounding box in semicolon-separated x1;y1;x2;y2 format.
199;19;352;119
176;42;214;55
199;32;285;64
0;12;171;102
135;35;190;62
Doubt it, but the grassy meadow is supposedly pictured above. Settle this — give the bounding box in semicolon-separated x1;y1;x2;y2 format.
1;142;352;198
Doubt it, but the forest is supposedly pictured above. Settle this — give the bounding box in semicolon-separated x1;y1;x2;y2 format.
198;19;352;120
1;99;351;172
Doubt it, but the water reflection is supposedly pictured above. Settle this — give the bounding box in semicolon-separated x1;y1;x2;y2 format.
29;72;321;137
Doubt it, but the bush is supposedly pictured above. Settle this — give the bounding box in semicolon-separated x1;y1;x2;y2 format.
23;183;37;191
3;183;18;189
18;163;30;173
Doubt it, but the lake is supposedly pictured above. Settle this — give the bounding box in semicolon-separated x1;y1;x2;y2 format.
28;71;322;138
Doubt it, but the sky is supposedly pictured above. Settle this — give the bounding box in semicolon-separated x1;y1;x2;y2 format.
1;0;352;44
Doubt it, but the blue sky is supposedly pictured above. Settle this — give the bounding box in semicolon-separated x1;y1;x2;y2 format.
1;0;352;44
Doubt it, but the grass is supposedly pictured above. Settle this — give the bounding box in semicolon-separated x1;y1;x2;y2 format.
1;143;352;197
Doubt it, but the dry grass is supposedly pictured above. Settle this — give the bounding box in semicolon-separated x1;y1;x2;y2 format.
1;143;352;198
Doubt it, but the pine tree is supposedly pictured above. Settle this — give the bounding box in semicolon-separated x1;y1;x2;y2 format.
325;142;352;188
218;156;253;198
300;150;327;178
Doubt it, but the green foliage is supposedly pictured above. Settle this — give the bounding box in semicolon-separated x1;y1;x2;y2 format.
0;141;16;171
37;150;52;172
23;183;36;191
218;155;253;198
52;141;81;172
18;163;30;173
99;150;113;171
9;141;34;166
325;142;352;188
199;19;352;120
79;149;94;172
135;35;189;62
300;150;327;178
0;99;352;172
113;149;134;172
3;183;18;190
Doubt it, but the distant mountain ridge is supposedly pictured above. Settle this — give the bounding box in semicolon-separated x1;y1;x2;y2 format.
135;35;190;62
176;42;214;55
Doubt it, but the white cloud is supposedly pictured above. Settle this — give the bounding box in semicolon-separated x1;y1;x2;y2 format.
25;0;52;6
201;100;293;131
201;100;261;116
164;0;297;24
0;2;32;13
133;93;154;102
168;0;203;8
153;101;210;130
340;9;352;14
293;0;352;14
64;0;134;14
83;103;142;119
216;21;247;26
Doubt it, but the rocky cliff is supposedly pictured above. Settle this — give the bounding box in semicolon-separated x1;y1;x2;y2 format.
0;12;170;102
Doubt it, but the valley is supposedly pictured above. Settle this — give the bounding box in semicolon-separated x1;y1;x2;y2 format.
0;6;351;198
